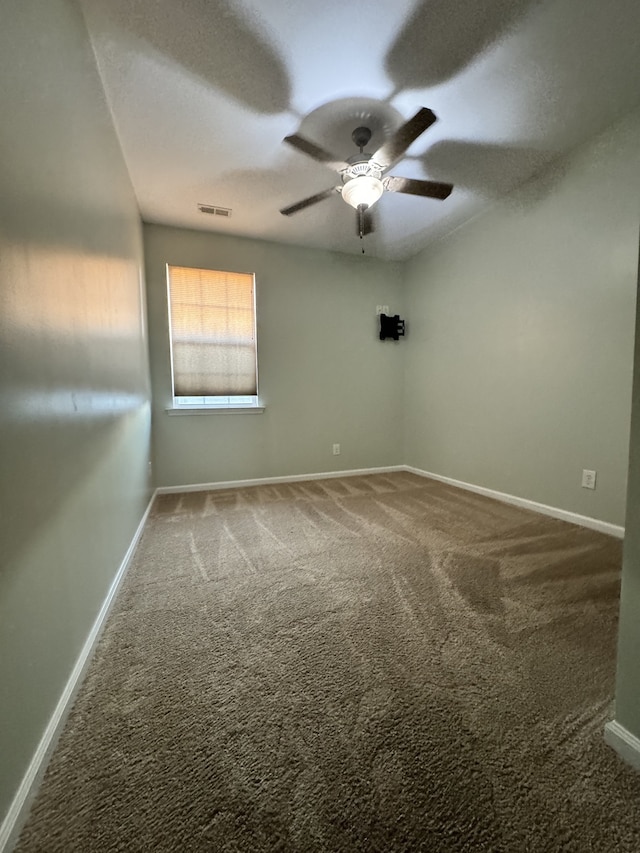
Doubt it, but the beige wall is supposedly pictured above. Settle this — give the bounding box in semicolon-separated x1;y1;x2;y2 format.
0;0;151;824
615;242;640;738
403;110;640;527
144;224;404;487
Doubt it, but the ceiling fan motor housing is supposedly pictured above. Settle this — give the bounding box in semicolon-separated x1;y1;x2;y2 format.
344;159;377;178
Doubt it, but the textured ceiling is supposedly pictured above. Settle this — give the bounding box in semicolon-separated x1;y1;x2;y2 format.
79;0;640;260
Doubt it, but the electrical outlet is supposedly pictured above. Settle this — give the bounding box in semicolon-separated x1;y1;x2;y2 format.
581;469;597;490
375;305;389;315
332;443;341;455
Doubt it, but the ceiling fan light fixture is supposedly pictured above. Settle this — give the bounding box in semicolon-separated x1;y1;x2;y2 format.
342;175;384;210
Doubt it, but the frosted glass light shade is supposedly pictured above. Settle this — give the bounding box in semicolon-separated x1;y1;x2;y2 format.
342;176;384;209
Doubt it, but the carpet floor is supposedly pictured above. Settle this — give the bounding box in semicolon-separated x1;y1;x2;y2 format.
15;472;640;851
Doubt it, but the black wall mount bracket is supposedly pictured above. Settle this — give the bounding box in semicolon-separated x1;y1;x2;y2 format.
379;313;405;341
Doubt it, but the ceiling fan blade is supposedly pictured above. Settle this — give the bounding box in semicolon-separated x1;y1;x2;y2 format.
284;134;347;171
280;187;338;216
383;175;453;200
371;108;437;171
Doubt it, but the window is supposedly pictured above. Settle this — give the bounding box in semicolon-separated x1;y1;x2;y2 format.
166;265;260;410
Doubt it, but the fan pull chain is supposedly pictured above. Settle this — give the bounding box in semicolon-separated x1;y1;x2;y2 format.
357;204;367;253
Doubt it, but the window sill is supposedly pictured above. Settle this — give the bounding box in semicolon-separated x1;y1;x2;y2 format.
165;405;265;416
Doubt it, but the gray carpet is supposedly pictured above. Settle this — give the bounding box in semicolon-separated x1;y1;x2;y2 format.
15;472;640;851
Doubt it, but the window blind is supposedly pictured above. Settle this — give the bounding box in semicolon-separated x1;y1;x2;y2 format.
167;265;257;398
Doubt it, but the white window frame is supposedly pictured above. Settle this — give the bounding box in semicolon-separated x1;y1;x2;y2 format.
165;264;264;414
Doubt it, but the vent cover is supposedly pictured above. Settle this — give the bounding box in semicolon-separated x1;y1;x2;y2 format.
198;203;232;217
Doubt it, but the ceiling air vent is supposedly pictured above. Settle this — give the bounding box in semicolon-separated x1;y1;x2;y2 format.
197;203;232;218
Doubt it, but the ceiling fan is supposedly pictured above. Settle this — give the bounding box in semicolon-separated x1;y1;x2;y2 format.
280;107;454;244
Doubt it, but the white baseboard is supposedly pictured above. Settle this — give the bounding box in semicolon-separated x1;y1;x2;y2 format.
403;466;625;539
156;465;624;539
0;492;157;853
605;720;640;772
155;466;405;495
